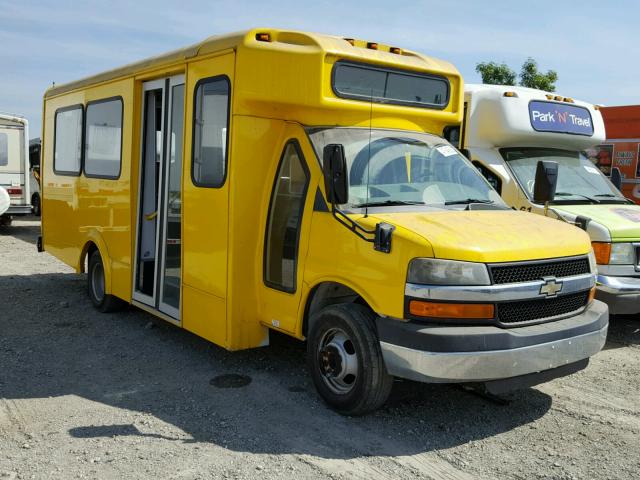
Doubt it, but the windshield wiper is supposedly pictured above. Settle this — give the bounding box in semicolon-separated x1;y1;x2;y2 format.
594;193;633;203
554;192;600;204
444;198;494;206
353;200;425;208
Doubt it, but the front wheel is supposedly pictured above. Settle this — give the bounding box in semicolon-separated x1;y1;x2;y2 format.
307;304;393;416
88;250;125;313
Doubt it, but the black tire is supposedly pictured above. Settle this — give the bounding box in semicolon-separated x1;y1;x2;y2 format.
307;303;393;416
88;250;126;313
32;194;41;217
0;215;12;226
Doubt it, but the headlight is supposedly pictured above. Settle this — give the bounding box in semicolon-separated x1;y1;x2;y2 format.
592;242;635;265
588;249;598;274
407;258;490;285
610;242;635;265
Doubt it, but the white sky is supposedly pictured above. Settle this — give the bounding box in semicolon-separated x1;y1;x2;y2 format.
2;0;639;137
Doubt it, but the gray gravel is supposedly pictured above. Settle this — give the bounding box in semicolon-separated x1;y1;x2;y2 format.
1;217;639;480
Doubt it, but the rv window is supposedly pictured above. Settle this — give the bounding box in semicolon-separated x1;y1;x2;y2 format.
54;106;83;175
0;133;7;167
84;98;123;179
264;141;310;292
192;76;230;188
332;61;449;109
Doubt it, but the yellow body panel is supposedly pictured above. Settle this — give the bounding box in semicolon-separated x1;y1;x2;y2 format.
40;28;591;352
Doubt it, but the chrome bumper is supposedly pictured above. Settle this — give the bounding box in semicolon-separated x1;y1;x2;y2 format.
596;274;640;315
6;204;31;215
380;301;608;384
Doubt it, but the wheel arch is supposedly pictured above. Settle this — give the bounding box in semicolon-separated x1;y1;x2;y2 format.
301;280;377;339
79;231;112;295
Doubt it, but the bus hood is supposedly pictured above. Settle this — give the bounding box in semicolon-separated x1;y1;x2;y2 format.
554;204;640;241
371;209;591;263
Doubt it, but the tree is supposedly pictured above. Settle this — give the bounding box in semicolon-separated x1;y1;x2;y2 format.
476;58;559;92
518;57;558;92
475;61;517;86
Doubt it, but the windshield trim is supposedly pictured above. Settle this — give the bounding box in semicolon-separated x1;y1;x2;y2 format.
499;146;625;205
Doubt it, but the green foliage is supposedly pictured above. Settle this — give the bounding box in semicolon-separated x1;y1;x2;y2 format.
475;58;558;92
518;57;558;92
475;62;517;86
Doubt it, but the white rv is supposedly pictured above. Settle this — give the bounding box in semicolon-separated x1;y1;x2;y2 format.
0;113;31;225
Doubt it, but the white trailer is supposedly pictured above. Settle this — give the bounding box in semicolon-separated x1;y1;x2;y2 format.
0;113;31;225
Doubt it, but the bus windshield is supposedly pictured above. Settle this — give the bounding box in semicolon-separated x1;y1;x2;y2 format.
501;147;628;204
307;128;503;209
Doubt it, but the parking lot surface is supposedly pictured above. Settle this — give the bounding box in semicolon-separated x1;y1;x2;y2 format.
1;217;639;479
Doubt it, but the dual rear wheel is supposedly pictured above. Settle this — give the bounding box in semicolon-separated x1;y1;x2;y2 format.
87;250;126;313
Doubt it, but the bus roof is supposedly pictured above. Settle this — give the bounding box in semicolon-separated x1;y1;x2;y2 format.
0;112;28;128
45;28;460;99
464;84;605;150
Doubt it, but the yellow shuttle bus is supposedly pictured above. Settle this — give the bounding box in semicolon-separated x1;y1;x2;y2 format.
40;29;608;415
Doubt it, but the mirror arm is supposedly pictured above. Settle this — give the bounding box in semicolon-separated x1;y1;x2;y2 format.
330;205;394;253
331;204;376;242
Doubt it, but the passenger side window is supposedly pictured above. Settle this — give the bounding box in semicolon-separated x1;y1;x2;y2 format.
264;141;310;292
54;105;83;175
84;98;123;179
473;161;502;194
192;76;230;187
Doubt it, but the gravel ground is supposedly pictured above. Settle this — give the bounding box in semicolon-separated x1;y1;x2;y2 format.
0;217;639;480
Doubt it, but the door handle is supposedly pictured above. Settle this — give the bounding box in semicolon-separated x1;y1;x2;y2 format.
145;211;158;221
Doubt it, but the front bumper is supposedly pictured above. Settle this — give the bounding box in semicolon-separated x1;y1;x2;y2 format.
596;274;640;315
378;299;608;384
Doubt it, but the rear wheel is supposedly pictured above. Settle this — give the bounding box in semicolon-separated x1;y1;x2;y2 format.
88;250;125;313
307;303;393;415
0;215;12;227
32;193;41;217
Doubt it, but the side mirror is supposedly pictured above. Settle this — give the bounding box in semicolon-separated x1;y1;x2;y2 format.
611;167;622;191
323;144;348;205
533;160;558;204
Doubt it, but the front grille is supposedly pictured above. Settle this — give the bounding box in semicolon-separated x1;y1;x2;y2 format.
490;257;590;284
497;291;589;325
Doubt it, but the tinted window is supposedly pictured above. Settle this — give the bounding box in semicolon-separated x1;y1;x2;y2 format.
264;142;309;292
84;98;122;178
333;62;449;109
0;133;7;167
192;77;230;187
54;106;83;175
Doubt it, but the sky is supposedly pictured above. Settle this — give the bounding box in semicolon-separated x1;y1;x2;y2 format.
2;0;639;138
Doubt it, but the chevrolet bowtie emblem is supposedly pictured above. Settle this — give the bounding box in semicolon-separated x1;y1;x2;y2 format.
540;277;563;297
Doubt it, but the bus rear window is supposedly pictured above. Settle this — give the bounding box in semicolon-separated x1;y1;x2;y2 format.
332;61;449;109
0;132;7;167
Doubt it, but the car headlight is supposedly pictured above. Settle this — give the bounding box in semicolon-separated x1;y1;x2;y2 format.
610;243;635;265
592;242;635;265
407;258;490;285
588;249;598;274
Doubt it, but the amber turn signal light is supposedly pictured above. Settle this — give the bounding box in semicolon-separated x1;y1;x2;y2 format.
256;33;271;42
588;287;596;304
592;242;611;265
409;300;495;319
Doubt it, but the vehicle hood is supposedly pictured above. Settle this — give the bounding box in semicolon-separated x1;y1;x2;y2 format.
371;209;591;263
554;204;640;241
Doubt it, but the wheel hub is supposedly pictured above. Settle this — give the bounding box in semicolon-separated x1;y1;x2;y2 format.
317;328;359;394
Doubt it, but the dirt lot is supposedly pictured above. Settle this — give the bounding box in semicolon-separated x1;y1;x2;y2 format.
0;217;639;480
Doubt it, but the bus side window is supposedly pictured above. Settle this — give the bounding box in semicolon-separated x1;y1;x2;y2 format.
264;141;310;292
472;160;502;194
192;76;230;188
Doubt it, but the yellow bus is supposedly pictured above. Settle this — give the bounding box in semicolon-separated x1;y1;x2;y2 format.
40;29;607;415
